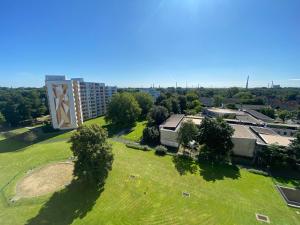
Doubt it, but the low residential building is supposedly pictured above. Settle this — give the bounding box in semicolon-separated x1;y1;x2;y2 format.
266;123;300;137
159;114;296;158
244;109;274;123
45;75;117;129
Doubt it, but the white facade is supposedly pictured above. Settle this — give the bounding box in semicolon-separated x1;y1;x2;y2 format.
46;75;117;129
45;77;82;130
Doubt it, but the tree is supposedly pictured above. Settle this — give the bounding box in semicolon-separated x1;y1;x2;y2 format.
0;112;6;126
178;120;199;148
259;108;275;119
70;124;114;183
278;110;290;122
142;126;160;145
133;92;153;118
226;87;239;98
286;131;300;167
106;93;141;127
197;118;234;162
213;95;224;107
148;106;169;126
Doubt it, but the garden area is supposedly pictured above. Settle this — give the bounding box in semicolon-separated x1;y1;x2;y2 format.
0;117;299;225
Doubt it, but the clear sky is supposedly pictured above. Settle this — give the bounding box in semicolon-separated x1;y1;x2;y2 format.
0;0;300;88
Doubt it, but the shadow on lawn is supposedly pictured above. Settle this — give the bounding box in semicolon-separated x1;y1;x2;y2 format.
198;162;241;182
25;165;111;225
0;127;69;153
172;155;198;175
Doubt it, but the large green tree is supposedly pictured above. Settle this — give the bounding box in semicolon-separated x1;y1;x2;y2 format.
70;124;114;183
106;93;141;127
197;118;234;162
134;92;153;118
178;120;199;147
148;105;169;126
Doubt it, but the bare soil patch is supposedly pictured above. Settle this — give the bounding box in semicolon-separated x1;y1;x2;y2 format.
14;162;74;200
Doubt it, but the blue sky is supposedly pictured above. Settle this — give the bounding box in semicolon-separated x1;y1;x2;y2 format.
0;0;300;88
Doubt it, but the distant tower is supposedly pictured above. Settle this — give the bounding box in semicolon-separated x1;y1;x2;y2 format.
246;75;249;89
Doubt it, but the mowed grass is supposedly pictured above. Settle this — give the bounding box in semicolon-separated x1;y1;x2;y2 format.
121;121;147;142
0;118;299;225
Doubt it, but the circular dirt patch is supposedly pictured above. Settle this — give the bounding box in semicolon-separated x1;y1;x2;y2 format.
15;162;74;200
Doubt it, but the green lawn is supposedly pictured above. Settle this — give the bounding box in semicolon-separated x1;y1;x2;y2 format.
0;117;299;225
121;121;147;142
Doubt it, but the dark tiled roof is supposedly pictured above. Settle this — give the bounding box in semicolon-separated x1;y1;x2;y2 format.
161;114;184;129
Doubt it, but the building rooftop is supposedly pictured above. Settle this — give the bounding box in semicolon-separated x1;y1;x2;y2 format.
245;109;274;122
258;134;295;147
236;114;262;124
183;115;203;126
250;126;278;135
45;75;66;81
160;114;185;130
207;107;245;115
230;124;257;139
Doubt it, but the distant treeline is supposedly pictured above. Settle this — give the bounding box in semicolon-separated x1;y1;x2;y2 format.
0;87;48;127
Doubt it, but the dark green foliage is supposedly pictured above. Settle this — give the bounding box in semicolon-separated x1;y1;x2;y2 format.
0;87;48;126
259;108;275;119
0;112;6;126
278;110;291;122
133;92;153;118
125;143;151;151
155;145;167;156
70;125;114;183
147;106;169;126
226;103;237;110
197;118;234;162
142;126;160;145
213;95;224;107
178;120;199;147
106;93;141;127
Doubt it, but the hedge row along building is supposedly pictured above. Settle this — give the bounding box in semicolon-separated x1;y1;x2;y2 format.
45;75;117;130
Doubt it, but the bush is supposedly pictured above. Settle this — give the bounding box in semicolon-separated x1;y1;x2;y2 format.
142;126;160;145
155;145;167;156
126;143;151;151
247;168;269;176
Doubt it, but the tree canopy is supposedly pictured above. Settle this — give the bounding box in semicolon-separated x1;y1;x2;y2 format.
147;105;169;126
178;120;199;147
197;118;234;162
106;92;141;127
133;92;154;118
70;124;113;183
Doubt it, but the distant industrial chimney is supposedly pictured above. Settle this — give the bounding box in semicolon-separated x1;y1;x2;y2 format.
246;75;249;89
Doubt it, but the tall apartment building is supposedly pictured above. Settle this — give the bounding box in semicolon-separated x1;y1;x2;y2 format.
45;75;117;129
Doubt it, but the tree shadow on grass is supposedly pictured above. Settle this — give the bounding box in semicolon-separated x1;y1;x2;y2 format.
26;162;112;225
0;127;69;153
198;161;241;182
172;155;198;175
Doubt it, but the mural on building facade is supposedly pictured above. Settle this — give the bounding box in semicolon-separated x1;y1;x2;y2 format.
52;84;72;128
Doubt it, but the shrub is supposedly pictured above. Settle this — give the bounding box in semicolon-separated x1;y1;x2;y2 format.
142;126;160;145
126;143;151;151
155;145;167;156
247;168;269;176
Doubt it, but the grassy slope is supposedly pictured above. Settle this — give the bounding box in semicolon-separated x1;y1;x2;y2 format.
0;117;299;225
121;121;147;142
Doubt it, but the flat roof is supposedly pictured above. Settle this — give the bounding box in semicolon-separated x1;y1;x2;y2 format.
267;123;300;129
230;124;257;139
259;134;295;147
207;108;245;115
161;114;184;129
245;109;274;122
183;116;203;126
236;114;261;124
250;126;278;135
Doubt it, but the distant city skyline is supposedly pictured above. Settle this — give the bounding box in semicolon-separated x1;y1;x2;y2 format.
0;0;300;88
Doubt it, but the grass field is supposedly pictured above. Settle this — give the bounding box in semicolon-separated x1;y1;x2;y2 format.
0;117;299;225
121;121;147;142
